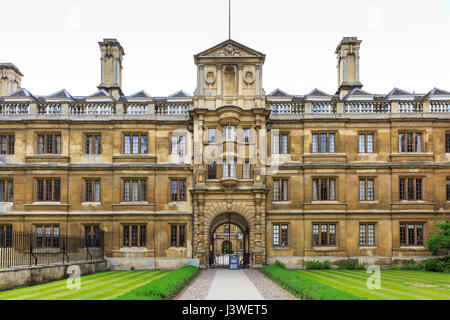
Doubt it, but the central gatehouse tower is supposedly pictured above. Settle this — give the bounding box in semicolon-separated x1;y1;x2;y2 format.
190;39;270;267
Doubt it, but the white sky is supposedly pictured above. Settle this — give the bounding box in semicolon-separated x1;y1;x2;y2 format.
0;0;449;97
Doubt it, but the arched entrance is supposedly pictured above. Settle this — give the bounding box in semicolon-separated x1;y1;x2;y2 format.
208;212;250;269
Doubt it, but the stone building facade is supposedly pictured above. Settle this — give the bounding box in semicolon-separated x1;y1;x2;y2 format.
0;37;449;269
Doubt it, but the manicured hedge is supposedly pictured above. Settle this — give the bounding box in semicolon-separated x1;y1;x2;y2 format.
114;265;200;300
392;256;450;273
261;265;365;300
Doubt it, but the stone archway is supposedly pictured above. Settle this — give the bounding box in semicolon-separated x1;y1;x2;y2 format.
208;212;250;269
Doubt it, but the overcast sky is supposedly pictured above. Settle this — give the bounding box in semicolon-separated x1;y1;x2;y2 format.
0;0;449;97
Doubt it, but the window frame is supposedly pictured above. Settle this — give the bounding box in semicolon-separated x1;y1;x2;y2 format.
170;134;187;155
272;223;289;247
358;132;376;153
122;178;147;202
0;224;13;248
398;131;423;153
359;178;376;201
0;134;15;155
207;162;217;180
170;179;187;202
123;133;148;154
84;178;101;202
122;224;147;248
446;133;450;153
399;177;424;201
0;179;13;202
273;178;289;202
35;178;61;202
400;222;425;246
272;132;290;154
34;224;60;249
312;223;337;247
84;133;102;155
84;224;101;247
359;223;376;247
312;177;337;201
170;224;186;247
312;131;337;153
36;132;62;155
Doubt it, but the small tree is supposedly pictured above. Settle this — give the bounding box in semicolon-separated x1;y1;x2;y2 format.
425;221;450;255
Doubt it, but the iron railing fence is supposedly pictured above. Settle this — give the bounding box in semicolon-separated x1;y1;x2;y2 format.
0;231;104;268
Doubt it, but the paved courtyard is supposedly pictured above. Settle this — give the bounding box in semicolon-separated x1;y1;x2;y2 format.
177;269;293;300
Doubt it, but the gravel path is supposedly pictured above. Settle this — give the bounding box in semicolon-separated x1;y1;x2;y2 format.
176;269;216;300
177;268;295;300
244;269;295;300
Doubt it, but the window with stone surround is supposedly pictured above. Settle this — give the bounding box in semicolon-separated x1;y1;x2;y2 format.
84;225;100;247
170;224;186;247
36;178;60;202
273;224;288;247
312;132;335;153
398;132;422;153
0;225;12;248
399;177;423;201
312;223;337;247
122;224;146;247
85;134;101;154
272;133;289;154
0;134;14;154
123;179;147;202
400;223;424;246
171;179;186;202
124;133;147;154
85;179;100;202
273;178;288;201
358;133;375;153
34;225;60;248
359;178;375;201
359;223;375;246
312;178;336;201
0;179;13;202
37;133;61;154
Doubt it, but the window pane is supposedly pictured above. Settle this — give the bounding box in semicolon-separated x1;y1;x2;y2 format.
447;179;450;201
94;180;100;202
408;224;415;245
140;225;146;247
171;135;178;154
416;179;422;200
359;134;365;153
6;181;13;202
281;225;288;246
46;179;53;201
123;226;129;247
415;133;422;152
281;135;288;154
273;134;279;154
131;225;138;246
367;179;374;201
329;224;336;246
171;225;178;246
312;224;319;246
399;133;405;152
329;179;336;200
407;178;415;200
360;224;366;246
86;180;92;201
95;135;101;154
407;133;414;152
320;179;328;200
312;179;318;201
320;134;327;153
179;225;186;247
282;179;288;201
124;180;130;201
0;136;6;154
399;178;406;200
179;180;186;201
171;180;178;201
209;129;216;143
416;224;423;246
124;135;131;154
140;180;146;201
328;134;335;152
367;134;374;153
273;180;280;201
321;224;328;246
400;224;406;245
179;136;185;155
0;180;4;201
132;180;138;201
312;134;318;153
86;135;92;154
53;180;60;201
359;180;366;201
132;135;139;154
38;135;45;154
273;225;280;246
368;224;375;246
141;135;147;154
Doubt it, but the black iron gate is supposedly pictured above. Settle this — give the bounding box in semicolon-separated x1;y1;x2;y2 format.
208;213;249;269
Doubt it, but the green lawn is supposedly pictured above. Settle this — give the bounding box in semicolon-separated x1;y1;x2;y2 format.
0;270;168;300
295;270;450;300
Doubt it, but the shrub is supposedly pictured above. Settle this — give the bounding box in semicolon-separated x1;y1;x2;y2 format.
346;259;359;270
357;263;366;270
321;260;331;270
275;260;286;269
305;260;331;270
261;265;364;300
114;265;200;300
425;221;450;256
425;257;450;273
337;262;347;270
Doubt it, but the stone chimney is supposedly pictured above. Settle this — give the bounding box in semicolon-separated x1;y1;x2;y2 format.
98;38;125;99
335;37;363;99
0;63;23;96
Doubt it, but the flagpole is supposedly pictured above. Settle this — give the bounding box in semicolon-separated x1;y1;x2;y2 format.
229;0;231;39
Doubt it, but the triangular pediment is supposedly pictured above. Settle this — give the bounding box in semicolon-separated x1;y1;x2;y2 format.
45;89;74;101
169;90;191;98
429;87;450;95
307;88;331;97
129;90;152;98
387;88;411;96
195;39;265;60
268;88;291;97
